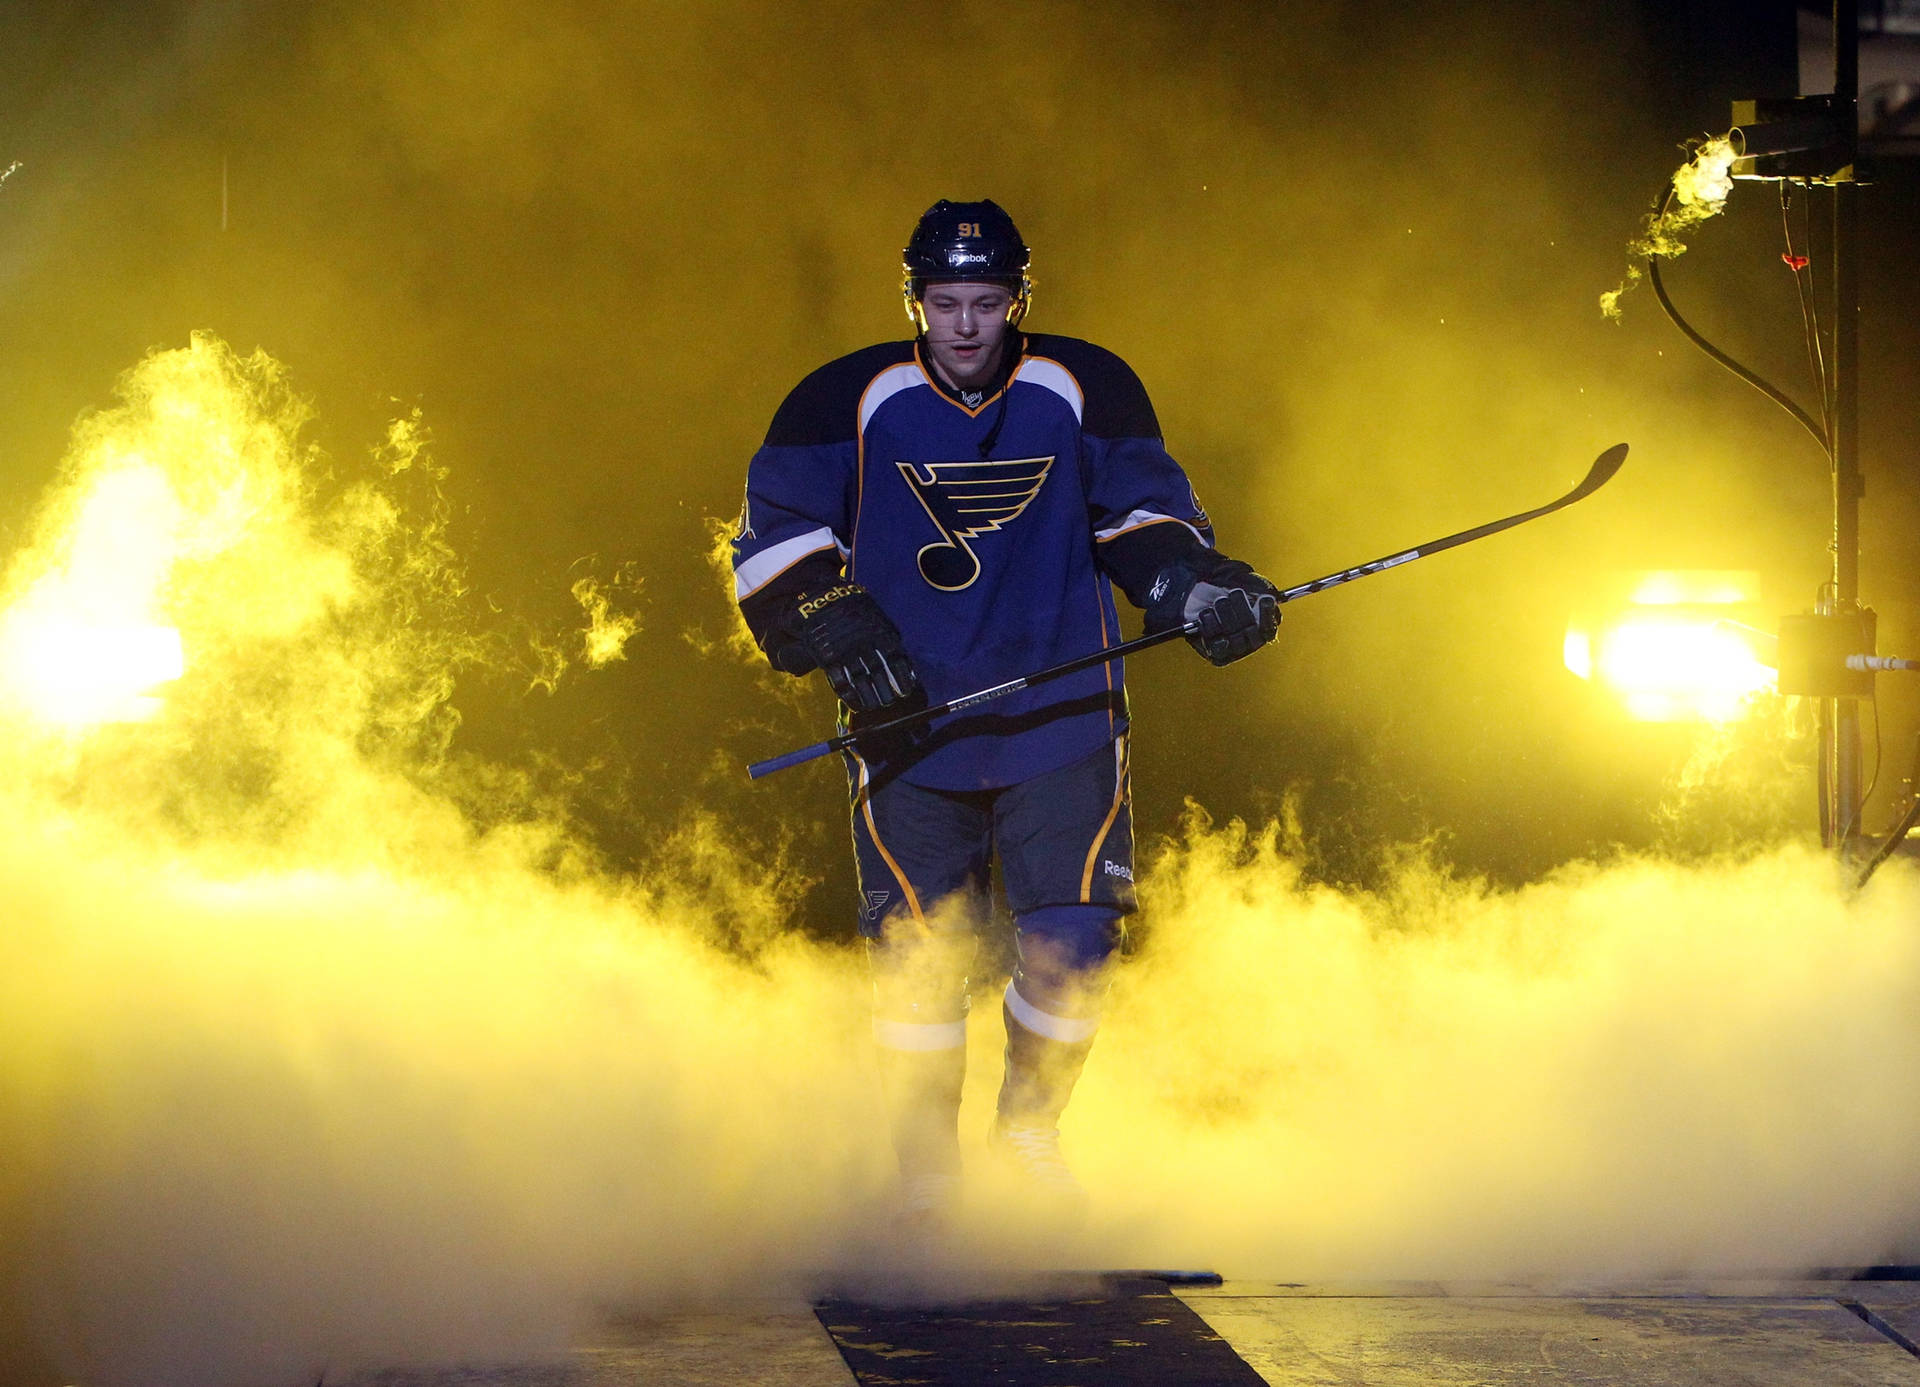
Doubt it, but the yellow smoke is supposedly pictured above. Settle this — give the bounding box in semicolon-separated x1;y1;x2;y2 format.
1601;136;1739;319
3;339;1918;1387
0;337;889;1385
1083;816;1920;1277
571;568;642;668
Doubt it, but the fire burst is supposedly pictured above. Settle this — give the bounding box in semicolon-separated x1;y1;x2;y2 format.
0;464;187;726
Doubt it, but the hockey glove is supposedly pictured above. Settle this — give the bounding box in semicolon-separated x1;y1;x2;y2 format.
1144;551;1282;667
779;582;923;713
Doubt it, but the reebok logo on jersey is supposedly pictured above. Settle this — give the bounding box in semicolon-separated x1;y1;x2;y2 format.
1103;860;1133;881
896;455;1054;591
1148;573;1172;602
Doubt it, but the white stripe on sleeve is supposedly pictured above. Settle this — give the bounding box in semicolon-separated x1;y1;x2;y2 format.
1092;510;1210;545
734;527;840;599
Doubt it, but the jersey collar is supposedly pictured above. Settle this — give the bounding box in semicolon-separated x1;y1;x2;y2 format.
914;333;1027;418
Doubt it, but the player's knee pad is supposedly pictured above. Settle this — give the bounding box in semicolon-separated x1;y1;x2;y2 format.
1015;904;1124;975
1010;904;1124;1019
866;926;975;1052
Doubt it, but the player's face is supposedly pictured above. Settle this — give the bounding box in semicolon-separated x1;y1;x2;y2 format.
918;281;1014;392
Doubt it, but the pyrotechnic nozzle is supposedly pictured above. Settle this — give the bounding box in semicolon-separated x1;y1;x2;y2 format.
1728;97;1851;181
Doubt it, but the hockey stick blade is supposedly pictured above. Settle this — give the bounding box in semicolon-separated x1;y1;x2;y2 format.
1570;441;1631;498
1277;443;1628;603
747;443;1628;780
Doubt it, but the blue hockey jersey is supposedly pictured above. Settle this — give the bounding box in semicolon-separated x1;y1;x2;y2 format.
734;333;1214;791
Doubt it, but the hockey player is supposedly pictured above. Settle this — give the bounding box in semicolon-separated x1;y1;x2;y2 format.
732;199;1280;1222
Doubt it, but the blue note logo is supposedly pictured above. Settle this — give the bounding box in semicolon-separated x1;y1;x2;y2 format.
895;455;1054;591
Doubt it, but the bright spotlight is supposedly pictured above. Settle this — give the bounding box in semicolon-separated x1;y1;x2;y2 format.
1567;571;1773;722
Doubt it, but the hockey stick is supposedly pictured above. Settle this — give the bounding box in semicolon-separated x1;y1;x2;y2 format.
746;442;1628;780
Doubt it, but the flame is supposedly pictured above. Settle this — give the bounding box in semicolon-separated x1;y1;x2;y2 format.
0;613;183;725
0;461;189;725
0;333;513;892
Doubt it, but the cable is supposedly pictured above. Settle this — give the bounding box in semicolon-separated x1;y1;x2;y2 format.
1818;698;1833;847
1638;177;1880;854
1863;693;1883;813
1800;183;1836;444
1779;181;1834;454
1642;183;1831;457
1857;787;1920;888
1840;691;1882;844
1854;731;1920;890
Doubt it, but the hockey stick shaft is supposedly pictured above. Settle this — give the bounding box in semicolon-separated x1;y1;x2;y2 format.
745;621;1199;778
746;443;1628;780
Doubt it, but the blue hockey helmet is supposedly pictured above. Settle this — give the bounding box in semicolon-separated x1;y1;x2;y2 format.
901;199;1032;331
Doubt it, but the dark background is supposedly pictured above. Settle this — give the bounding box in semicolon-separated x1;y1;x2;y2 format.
2;0;1914;934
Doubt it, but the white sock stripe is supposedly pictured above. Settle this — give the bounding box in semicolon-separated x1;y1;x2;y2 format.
873;1018;968;1051
1004;983;1100;1044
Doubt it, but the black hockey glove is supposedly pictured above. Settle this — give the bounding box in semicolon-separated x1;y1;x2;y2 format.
1143;550;1282;667
775;582;923;714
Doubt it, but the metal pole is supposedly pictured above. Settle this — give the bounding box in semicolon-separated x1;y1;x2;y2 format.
1830;0;1865;847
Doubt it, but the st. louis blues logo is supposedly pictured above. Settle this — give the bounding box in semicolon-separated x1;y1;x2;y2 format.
895;455;1054;591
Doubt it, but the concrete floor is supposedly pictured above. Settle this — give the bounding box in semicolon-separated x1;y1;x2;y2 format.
336;1278;1920;1385
1182;1280;1920;1386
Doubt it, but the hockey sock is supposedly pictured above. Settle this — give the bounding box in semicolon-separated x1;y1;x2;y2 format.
868;929;974;1179
996;983;1097;1130
994;905;1118;1128
874;1019;967;1179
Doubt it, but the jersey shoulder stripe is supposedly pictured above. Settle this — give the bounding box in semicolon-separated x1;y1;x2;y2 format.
1011;356;1083;422
859;361;931;435
765;341;918;447
1020;333;1161;441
